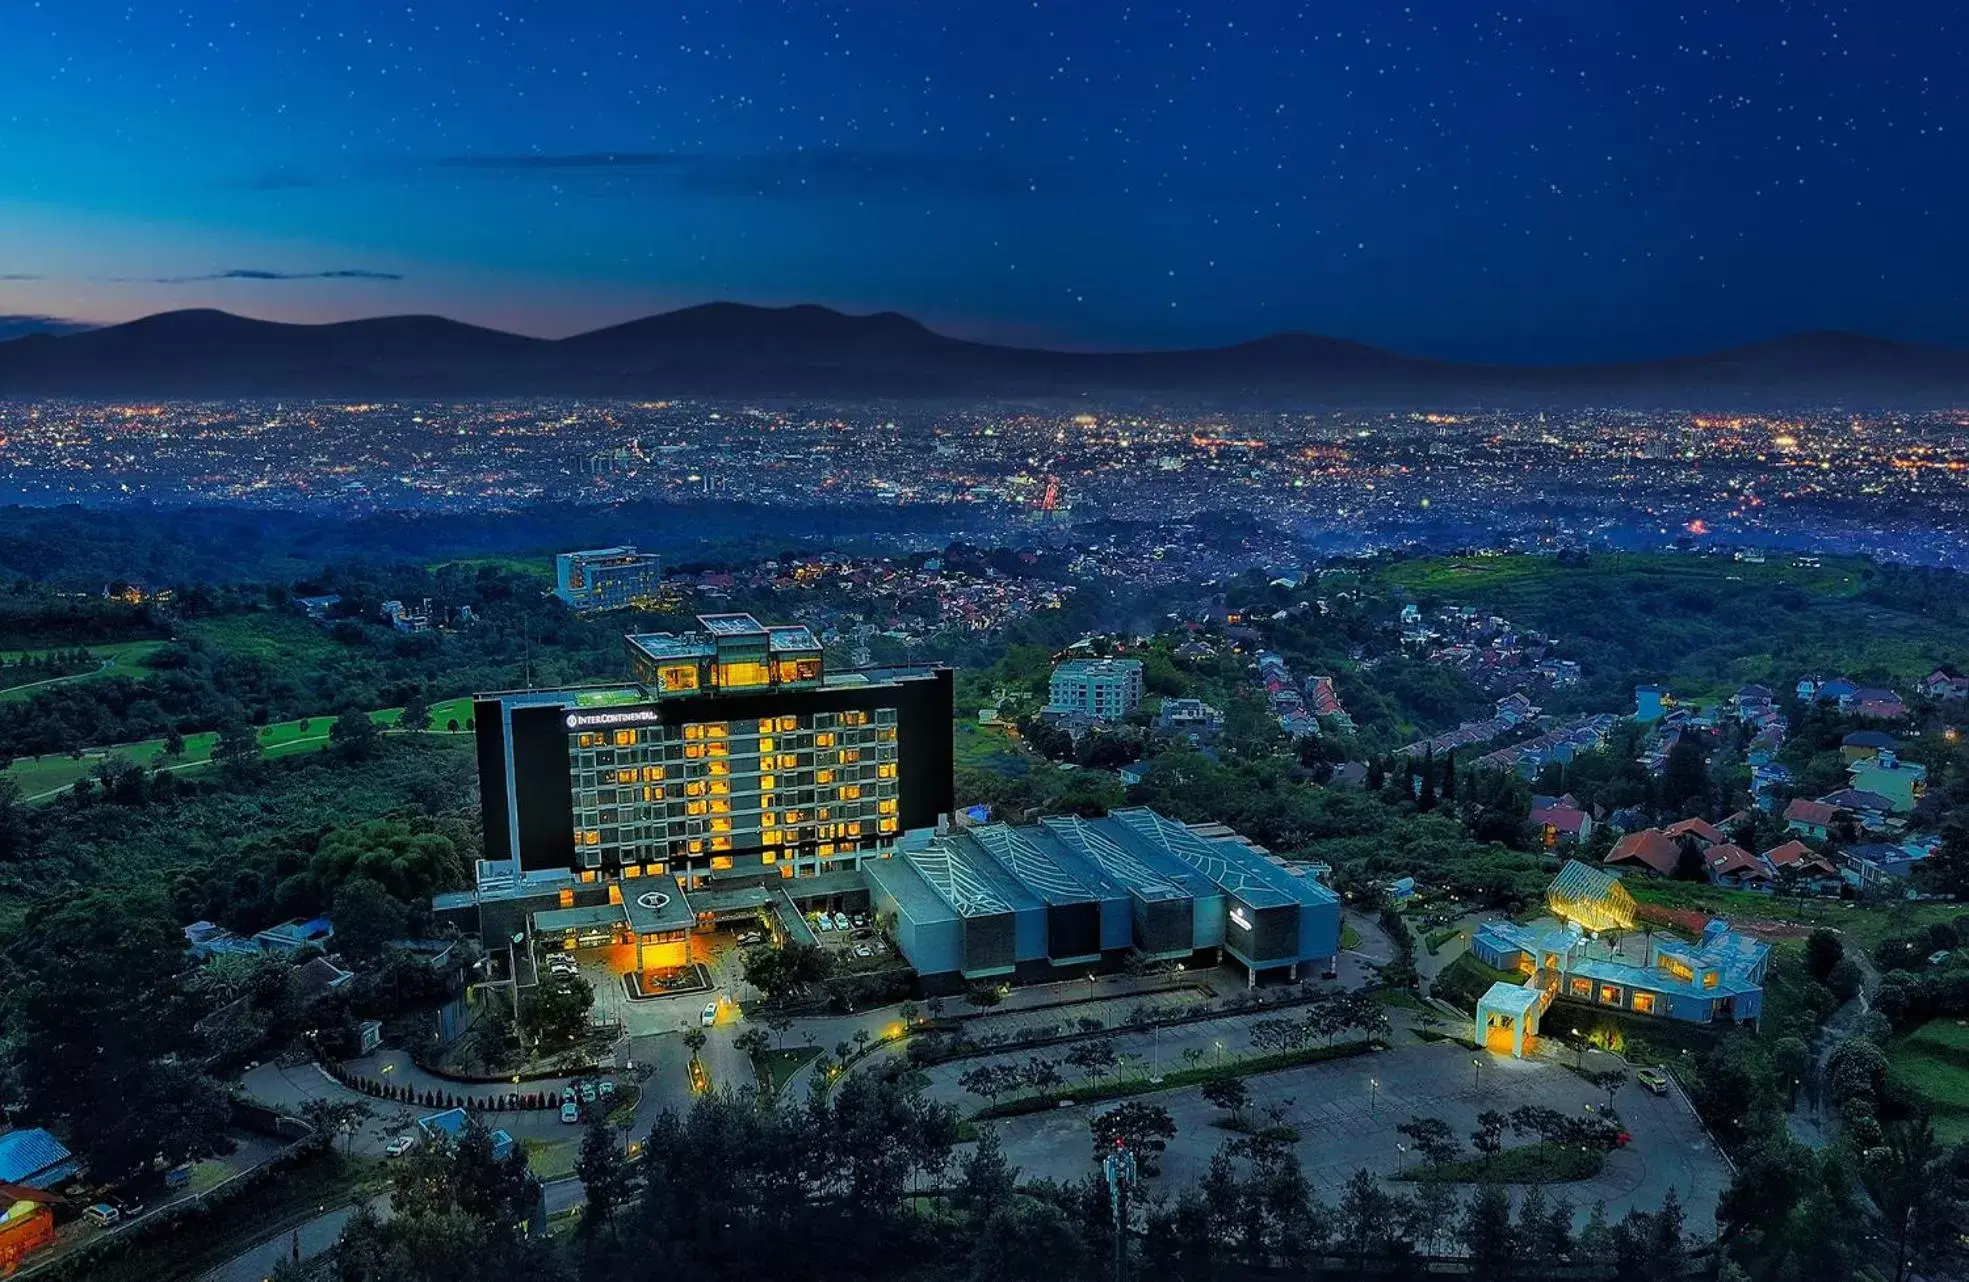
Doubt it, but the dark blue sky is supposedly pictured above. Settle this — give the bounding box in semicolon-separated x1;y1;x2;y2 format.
2;1;1964;360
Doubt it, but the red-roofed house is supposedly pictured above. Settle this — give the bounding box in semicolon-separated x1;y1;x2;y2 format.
1783;797;1840;841
1762;839;1837;880
1529;803;1594;848
1661;818;1725;849
1606;828;1682;877
1703;843;1771;888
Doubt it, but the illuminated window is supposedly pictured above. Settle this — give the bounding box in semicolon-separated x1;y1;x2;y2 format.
758;736;775;753
1569;977;1591;997
641;765;664;782
613;730;636;747
642;786;662;802
707;761;729;777
607;883;623;905
1631;992;1657;1015
710;818;732;833
760;812;777;827
684;744;704;759
709;799;729;815
705;742;727;758
718;660;771;689
846;821;862;836
659;663;699;693
685;800;707;816
878;763;898;779
648;862;667;875
777;659;803;683
558;888;575;907
760;774;776;790
817;843;835;858
684;724;704;741
704;723;728;738
582;830;601;846
816;769;835;785
622;864;641;878
777;716;799;732
761;850;777;865
817;808;831;821
842;710;868;726
779;864;793;878
815;732;836;748
879;799;898;815
709;780;729;796
579;870;598;883
762;829;782;845
878;818;898;834
578;733;599;749
687;839;704;854
841;749;861;763
1599;985;1622;1005
841;785;862;800
784;809;806;824
686;781;705;798
1703;971;1719;989
777;753;798;770
710;853;734;867
878;728;897;742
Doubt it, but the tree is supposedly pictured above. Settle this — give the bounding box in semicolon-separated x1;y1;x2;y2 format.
520;975;594;1050
1862;1115;1962;1282
1020;1056;1063;1100
1827;955;1865;1002
1470;1109;1507;1163
766;1012;795;1050
161;725;186;759
1459;1181;1517;1276
1202;1076;1252;1129
741;942;833;1006
301;1096;374;1156
1398;1115;1461;1169
1065;1037;1119;1084
5;889;229;1178
1585;1068;1624;1113
957;1123;1018;1215
212;713;263;774
1804;927;1845;982
331;875;408;964
330;706;382;760
1772;1035;1811;1106
1417;747;1437;812
959;1063;1021;1107
1662;736;1709;814
732;1026;770;1061
399;691;433;734
576;1111;628;1239
1089;1101;1176;1169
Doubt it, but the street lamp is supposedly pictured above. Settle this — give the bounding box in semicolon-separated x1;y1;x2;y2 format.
1369;1078;1379;1116
1573;1027;1585;1070
1471;1057;1480;1090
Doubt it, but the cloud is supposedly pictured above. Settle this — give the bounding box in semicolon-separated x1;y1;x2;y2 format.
0;274;41;281
426;147;1045;199
0;314;92;340
133;268;404;283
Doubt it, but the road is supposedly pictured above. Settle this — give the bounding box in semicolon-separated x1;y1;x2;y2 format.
1788;942;1878;1149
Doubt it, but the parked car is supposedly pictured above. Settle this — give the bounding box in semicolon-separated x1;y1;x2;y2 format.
598;1079;616;1099
852;913;869;928
562;1086;578;1105
561;1101;581;1125
853;944;873;959
1636;1068;1670;1096
701;1000;720;1027
736;931;765;947
579;1081;598;1104
384;1134;417;1158
549;956;579;975
83;1204;120;1228
832;912;853;931
813;914;834;932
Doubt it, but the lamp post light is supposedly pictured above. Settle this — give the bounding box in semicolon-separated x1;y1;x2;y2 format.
1573;1028;1585;1070
1471;1057;1481;1090
1369;1078;1379;1116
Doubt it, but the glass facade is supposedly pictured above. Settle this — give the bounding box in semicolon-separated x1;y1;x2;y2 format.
566;705;902;881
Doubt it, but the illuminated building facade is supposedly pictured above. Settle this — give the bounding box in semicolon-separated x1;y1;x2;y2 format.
475;614;953;889
553;546;665;613
1047;657;1144;720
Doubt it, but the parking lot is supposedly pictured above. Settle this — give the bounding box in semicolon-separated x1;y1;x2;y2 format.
976;1041;1729;1235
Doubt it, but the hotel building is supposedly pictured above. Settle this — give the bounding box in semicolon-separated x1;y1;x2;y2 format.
552;546;666;613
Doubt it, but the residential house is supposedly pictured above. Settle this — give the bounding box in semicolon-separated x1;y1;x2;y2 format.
1841;839;1935;888
1750;761;1794;810
0;1130;77;1192
1840;730;1900;763
1917;667;1969;701
1783;797;1840;841
254;917;336;954
1703;843;1772;888
1817;788;1898;831
1662;818;1726;849
1528;800;1594;848
1850;687;1909;720
1846;750;1927;813
1761;839;1839;885
1605;828;1682;877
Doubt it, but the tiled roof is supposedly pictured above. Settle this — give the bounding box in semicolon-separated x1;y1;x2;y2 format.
1785;798;1840;826
0;1130;73;1188
1606;828;1681;876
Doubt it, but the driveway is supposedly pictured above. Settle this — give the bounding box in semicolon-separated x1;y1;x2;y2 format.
981;1040;1729;1235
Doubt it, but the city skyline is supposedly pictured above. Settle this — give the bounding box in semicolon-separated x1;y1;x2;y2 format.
3;3;1967;361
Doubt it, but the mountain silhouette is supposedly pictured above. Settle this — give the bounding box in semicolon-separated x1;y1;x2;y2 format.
1;305;1964;406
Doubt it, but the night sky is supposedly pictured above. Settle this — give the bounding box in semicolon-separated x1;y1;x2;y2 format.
2;2;1964;361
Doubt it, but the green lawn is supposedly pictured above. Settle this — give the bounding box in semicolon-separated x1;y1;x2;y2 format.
1625;880;1963;952
523;1138;579;1181
954;720;1038;774
1889;1020;1969;1145
183;612;344;664
756;1045;823;1096
6;698;479;802
424;554;554;579
0;639;168;702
